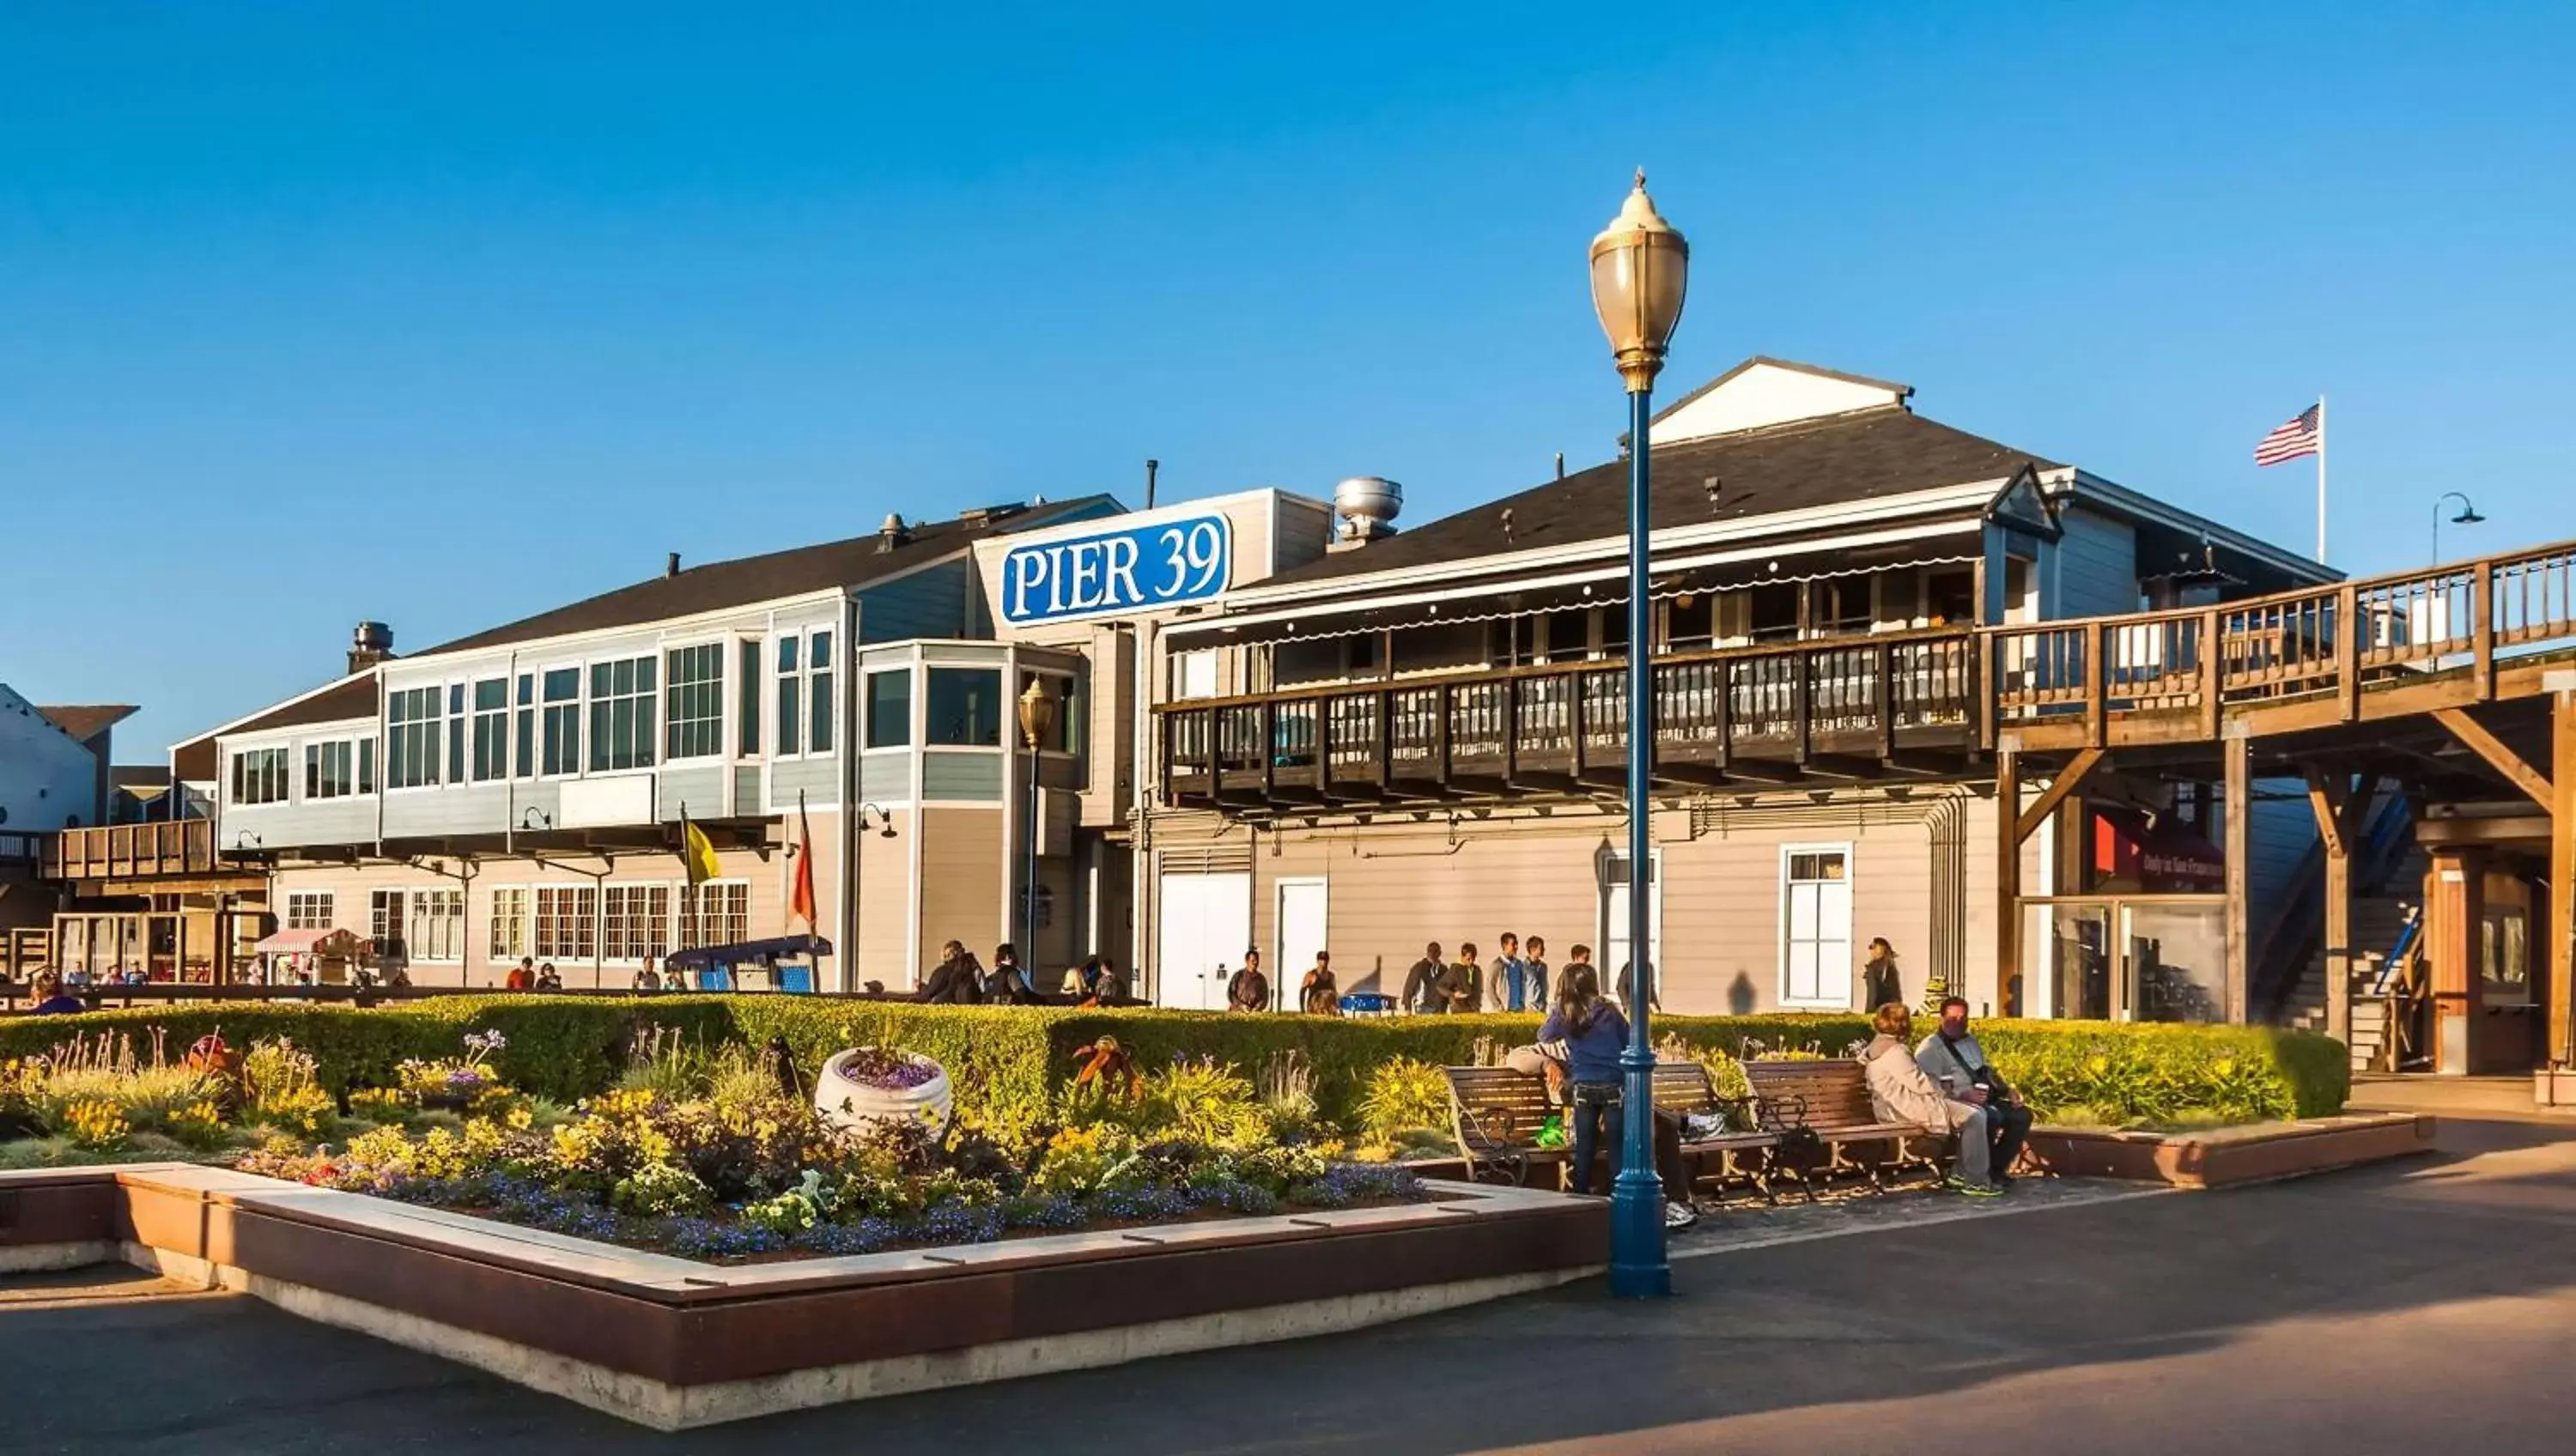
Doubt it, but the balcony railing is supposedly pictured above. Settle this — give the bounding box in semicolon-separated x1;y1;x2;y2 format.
1163;632;1979;806
42;819;221;881
1160;536;2576;808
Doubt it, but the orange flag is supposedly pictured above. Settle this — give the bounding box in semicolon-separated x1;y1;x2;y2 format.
788;792;817;932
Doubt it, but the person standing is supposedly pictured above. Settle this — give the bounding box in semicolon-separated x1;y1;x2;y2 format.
984;943;1036;1004
915;941;981;1004
1400;943;1445;1014
1536;963;1697;1228
1522;935;1551;1014
1861;938;1903;1013
1226;948;1271;1013
1917;996;2033;1184
1435;942;1481;1014
1298;951;1340;1016
1485;931;1528;1012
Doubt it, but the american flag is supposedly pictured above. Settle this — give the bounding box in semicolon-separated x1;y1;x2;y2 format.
2254;403;2322;467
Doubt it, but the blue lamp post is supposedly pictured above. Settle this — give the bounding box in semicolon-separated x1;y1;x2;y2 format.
1588;170;1688;1298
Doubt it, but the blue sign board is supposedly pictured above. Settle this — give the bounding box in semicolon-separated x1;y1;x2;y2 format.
1000;513;1232;625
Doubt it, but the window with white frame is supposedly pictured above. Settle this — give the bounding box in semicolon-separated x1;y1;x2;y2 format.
408;888;465;962
589;656;657;773
533;885;597;962
370;889;408;958
1781;846;1854;1007
386;687;440;789
540;668;580;775
231;748;289;805
775;635;802;755
664;644;724;761
447;683;467;785
602;883;672;962
471;678;509;781
489;888;528;961
513;674;536;779
285;892;335;931
676;881;750;949
359;737;377;794
807;629;835;753
1600;851;1663;1001
736;640;762;756
304;740;355;800
927;667;1002;746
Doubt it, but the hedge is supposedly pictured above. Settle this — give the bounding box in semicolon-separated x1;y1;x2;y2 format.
0;1000;2347;1134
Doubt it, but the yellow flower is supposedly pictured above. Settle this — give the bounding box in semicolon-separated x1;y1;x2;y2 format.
506;1105;535;1131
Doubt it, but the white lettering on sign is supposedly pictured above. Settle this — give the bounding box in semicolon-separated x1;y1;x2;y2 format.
1000;514;1232;625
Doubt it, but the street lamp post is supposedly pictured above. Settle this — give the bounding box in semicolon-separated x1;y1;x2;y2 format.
1016;678;1057;985
1588;169;1689;1299
2433;492;2485;567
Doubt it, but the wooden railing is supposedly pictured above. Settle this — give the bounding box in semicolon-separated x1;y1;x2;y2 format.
1160;537;2576;804
41;818;221;881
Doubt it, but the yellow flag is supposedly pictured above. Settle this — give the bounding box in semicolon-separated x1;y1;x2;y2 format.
682;816;721;887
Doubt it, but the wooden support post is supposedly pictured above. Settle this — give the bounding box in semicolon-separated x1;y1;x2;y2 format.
1259;701;1278;799
2471;559;2495;701
1791;651;1814;765
2433;707;2555;811
2086;622;2110;748
2552;690;2575;1070
1314;698;1334;795
2426;846;2485;1075
1996;745;2023;1005
1711;661;1733;773
1571;674;1589;777
2305;768;2354;1051
1375;689;1394;788
1434;685;1453;785
2335;583;2361;722
2224;731;2252;1024
1875;641;1898;761
2197;606;2225;741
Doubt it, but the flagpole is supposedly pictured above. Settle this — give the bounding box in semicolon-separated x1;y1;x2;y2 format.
2315;393;2329;562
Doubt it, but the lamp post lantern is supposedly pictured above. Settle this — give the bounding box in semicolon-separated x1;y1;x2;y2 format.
1016;677;1058;983
2432;491;2485;567
1588;169;1688;1299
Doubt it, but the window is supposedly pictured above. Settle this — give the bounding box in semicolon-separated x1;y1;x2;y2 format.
447;683;468;786
602;883;672;962
1808;578;1872;636
1781;846;1853;1007
304;741;355;799
469;678;509;781
1749;583;1801;643
866;670;912;749
370;889;408;959
408;888;464;962
1601;852;1663;999
1880;570;1923;628
489;888;528;961
541;668;580;775
533;885;597;962
589;656;657;772
807;629;836;753
387;687;441;789
736;640;762;756
1171;651;1218;701
285;892;335;931
514;674;536;779
677;882;750;949
1926;569;1977;628
1022;672;1079;754
231;748;289;805
927;667;1002;746
1666;594;1716;652
775;636;801;755
1542;610;1588;663
663;644;724;761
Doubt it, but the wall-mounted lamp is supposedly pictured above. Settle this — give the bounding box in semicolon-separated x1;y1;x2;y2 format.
520;808;552;831
858;803;898;840
233;830;263;851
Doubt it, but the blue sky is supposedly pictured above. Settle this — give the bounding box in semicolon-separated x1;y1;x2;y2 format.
6;3;2571;756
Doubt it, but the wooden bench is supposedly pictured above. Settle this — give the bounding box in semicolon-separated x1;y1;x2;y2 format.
1444;1063;1784;1203
1744;1058;1952;1195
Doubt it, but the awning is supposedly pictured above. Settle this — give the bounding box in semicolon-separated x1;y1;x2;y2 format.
663;935;833;972
252;927;365;956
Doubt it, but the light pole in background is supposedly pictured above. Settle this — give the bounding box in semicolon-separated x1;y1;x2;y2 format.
1016;677;1057;985
1587;170;1689;1299
2433;491;2485;567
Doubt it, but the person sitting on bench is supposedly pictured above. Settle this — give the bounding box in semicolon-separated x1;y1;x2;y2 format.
1917;996;2032;1183
1862;1003;2001;1197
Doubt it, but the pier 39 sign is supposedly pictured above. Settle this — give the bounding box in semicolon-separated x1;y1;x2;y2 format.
1000;513;1232;626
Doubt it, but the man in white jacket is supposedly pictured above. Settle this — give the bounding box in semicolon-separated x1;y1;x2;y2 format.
1860;1004;2000;1195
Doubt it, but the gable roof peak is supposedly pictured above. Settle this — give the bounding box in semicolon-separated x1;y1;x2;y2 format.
1648;356;1916;446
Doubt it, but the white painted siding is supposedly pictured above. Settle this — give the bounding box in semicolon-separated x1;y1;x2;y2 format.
0;685;105;831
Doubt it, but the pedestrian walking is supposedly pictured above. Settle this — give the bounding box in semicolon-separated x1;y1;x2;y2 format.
1861;937;1902;1012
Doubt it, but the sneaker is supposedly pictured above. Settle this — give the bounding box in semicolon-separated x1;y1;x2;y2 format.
1663;1201;1699;1230
1946;1177;2004;1198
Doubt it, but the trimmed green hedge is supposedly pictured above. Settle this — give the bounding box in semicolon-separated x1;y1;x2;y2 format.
0;1000;2347;1132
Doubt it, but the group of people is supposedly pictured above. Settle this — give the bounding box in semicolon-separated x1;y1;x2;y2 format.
1859;995;2033;1197
503;957;566;992
913;942;1131;1006
1208;933;1579;1016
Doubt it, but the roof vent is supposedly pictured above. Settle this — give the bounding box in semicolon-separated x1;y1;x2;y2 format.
665;551;682;578
348;622;394;677
1331;476;1403;546
877;513;910;553
957;501;1026;530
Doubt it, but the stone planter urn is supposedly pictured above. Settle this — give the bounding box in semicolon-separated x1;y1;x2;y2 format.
814;1047;953;1136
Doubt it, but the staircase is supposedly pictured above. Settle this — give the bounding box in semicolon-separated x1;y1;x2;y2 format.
2281;885;2423;1070
2257;790;2421;1030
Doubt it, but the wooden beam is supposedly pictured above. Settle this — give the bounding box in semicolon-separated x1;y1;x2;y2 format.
2552;691;2575;1070
2014;747;2106;845
2305;767;2354;1051
2303;768;2351;859
1996;747;2023;1007
2433;707;2555;811
2224;732;2251;1024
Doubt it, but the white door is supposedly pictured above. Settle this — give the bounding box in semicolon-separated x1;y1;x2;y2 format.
1155;871;1249;1010
1781;846;1854;1007
1601;851;1663;1004
1275;878;1327;1013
